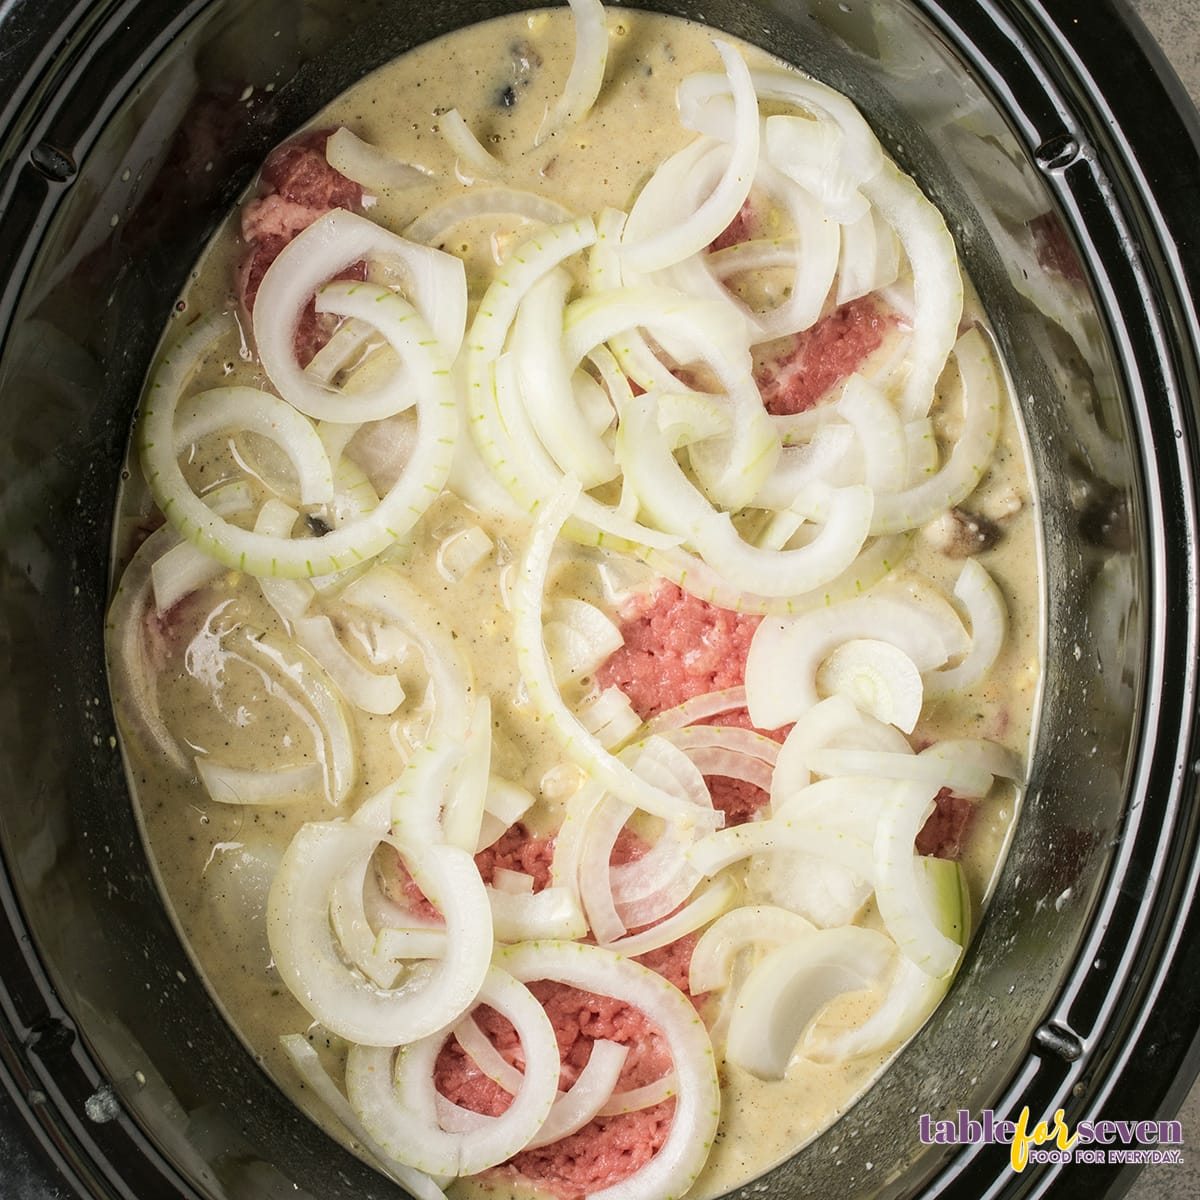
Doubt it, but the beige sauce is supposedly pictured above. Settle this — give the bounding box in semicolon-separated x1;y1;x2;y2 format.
111;7;1041;1199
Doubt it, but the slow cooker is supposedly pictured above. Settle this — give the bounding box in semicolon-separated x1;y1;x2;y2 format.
0;0;1197;1197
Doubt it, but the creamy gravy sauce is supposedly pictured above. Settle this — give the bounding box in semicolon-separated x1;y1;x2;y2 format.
111;7;1041;1199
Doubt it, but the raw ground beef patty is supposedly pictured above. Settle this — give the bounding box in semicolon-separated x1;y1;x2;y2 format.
596;583;778;825
425;826;696;1199
237;129;365;365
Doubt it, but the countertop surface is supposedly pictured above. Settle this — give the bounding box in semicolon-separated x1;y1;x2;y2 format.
0;2;1197;1200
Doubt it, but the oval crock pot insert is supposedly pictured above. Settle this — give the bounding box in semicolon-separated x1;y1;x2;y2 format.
0;0;1197;1197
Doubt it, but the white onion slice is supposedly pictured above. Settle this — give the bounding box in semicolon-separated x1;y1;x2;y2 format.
255;209;466;414
861;160;963;421
603;876;737;957
340;565;472;742
621;42;759;273
769;694;863;804
175;386;335;501
836;373;908;494
874;781;960;977
345;966;560;1176
540;0;609;140
326;126;431;191
688;904;816;993
689;817;873;882
268;822;492;1045
528;1040;628;1149
438;109;501;177
510;480;719;826
816;637;924;733
577;686;642;751
295;615;405;715
194;759;322;806
141;289;457;579
279;1035;449;1200
544;597;625;683
404;189;574;246
923;558;1007;696
805;857;967;1062
725;925;895;1079
251;499;316;626
488;884;589;942
745;590;966;729
513;268;618;487
869;329;1002;534
616;393;869;598
807;747;991;797
241;628;355;805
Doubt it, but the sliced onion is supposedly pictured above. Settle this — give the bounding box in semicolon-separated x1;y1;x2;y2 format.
345;966;559;1176
923;558;1007;696
528;1040;628;1149
621;42;759;274
816;637;924;733
340;565;472;743
805;857;968;1062
279;1035;449;1200
296;615;405;715
150;541;225;616
688;904;816;993
918;737;1024;784
404;189;575;246
252;500;316;625
512;268;618;487
240;628;356;806
749;849;873;930
576;686;642;750
836;373;907;493
644;687;748;735
688;817;873;882
616;393;868;597
488;884;589;942
638;530;908;617
540;0;609;140
873;780;960;977
836;205;901;305
439;696;493;852
769;694;863;804
870;329;1002;534
724;925;895;1079
745;590;967;729
495;941;720;1200
807;747;991;797
567;288;777;512
603;876;737;957
326;127;432;191
438;109;501;178
255;209;467;417
861;160;963;421
680;66;884;212
464;218;598;511
752;422;859;510
194;759;322;806
374;927;449;962
510;479;719;826
268;821;492;1045
141;288;458;579
476;775;538;852
599;1073;680;1116
544;597;625;683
